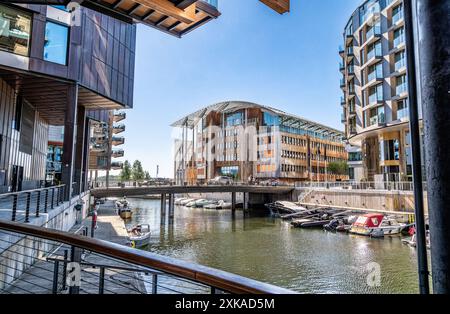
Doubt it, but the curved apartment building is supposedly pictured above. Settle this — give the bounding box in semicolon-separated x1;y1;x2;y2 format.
340;0;420;182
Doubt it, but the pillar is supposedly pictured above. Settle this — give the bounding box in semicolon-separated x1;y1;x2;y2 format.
61;84;78;201
168;194;175;222
416;0;450;294
160;193;167;212
74;105;86;196
231;192;236;216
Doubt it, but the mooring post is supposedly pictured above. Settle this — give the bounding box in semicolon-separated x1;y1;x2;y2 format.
415;0;450;294
231;192;236;216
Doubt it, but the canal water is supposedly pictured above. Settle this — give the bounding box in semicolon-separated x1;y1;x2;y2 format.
126;198;423;294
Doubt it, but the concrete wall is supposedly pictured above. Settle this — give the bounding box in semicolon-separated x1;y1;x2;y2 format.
295;188;428;214
0;192;90;291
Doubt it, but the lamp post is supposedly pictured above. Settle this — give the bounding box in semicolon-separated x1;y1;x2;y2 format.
403;0;430;294
413;0;450;294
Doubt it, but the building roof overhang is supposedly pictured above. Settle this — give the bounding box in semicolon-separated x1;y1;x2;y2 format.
6;0;220;37
171;101;345;141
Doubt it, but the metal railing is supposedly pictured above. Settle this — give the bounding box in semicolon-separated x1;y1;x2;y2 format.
295;181;426;192
0;185;66;223
0;220;294;294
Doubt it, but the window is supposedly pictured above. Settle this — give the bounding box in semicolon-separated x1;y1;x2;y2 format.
396;74;408;95
381;139;400;161
367;40;382;60
396;98;409;119
394;50;406;71
368;62;383;82
44;21;69;65
368;83;383;104
0;4;31;56
392;4;404;24
393;27;405;47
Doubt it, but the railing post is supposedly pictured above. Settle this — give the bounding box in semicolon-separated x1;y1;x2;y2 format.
69;246;82;294
36;190;41;218
51;188;55;209
25;192;31;223
52;260;60;294
62;250;68;291
11;194;18;221
98;267;105;294
152;274;158;294
56;187;60;206
44;189;49;213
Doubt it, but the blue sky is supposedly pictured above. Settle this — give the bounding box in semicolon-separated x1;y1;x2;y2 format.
121;0;361;178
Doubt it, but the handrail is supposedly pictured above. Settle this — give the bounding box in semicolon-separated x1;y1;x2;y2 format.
0;185;65;198
0;220;295;294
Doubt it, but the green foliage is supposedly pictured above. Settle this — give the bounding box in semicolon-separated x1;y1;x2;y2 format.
327;161;349;175
145;171;151;180
132;160;145;181
120;160;131;182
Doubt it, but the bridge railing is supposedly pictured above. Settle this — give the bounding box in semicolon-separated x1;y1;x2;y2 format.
0;185;66;222
0;220;295;294
294;181;426;192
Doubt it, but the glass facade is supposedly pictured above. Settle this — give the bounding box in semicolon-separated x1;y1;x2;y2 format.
381;139;400;161
44;21;69;65
394;50;406;71
263;112;280;126
393;27;405;47
226;112;243;126
0;4;31;56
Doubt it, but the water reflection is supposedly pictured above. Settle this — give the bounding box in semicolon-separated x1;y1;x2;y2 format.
127;198;421;294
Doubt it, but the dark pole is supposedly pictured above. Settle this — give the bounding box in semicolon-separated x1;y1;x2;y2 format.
415;0;450;294
403;0;430;294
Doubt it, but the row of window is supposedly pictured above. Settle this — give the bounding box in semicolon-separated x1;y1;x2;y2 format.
281;164;307;173
0;4;69;65
281;150;307;160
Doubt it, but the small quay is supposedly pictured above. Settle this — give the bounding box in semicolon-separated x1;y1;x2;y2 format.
0;0;448;299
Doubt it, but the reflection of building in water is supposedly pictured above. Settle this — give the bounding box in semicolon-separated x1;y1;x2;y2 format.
172;101;348;185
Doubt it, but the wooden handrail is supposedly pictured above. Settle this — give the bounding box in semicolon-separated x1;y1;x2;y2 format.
0;220;295;294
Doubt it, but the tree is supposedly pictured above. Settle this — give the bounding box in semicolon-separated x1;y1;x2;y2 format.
132;160;145;181
120;160;131;182
145;171;151;180
328;161;349;176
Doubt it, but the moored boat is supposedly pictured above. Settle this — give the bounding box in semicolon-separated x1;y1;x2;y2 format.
349;214;406;237
127;224;151;248
204;200;232;210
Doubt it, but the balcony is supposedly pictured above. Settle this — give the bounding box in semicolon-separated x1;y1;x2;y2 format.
114;112;126;122
111;161;124;170
365;25;382;45
339;45;345;57
341;113;347;123
396;107;409;120
340;78;346;88
396;82;408;96
339;62;345;73
112;136;125;146
340;96;346;106
349;126;357;136
91;143;108;153
259;0;289;14
112;124;126;134
349;106;356;116
112;149;125;158
369;112;386;127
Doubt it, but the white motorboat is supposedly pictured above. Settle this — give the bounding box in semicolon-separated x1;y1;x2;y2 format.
127;224;151;248
204;200;232;210
402;231;431;249
175;197;188;205
350;213;406;237
179;198;196;206
193;199;215;208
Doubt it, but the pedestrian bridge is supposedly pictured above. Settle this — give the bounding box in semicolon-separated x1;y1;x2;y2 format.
91;185;294;198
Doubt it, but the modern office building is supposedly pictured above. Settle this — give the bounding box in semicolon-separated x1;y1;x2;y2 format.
339;0;421;182
172;101;348;185
0;1;220;195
